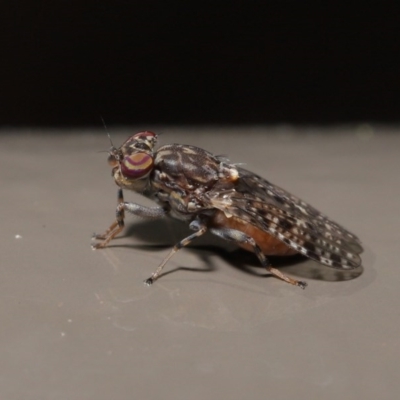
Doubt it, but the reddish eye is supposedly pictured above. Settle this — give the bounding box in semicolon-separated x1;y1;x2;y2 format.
120;152;154;179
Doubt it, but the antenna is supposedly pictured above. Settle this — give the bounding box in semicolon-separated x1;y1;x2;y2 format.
99;114;114;148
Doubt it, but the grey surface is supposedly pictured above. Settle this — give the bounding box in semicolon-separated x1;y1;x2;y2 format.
0;126;398;400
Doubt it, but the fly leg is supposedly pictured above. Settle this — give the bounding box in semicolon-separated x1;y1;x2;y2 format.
92;188;167;249
144;219;207;285
209;227;307;289
93;188;125;241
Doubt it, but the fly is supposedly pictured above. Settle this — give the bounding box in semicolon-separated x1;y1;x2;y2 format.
92;131;363;289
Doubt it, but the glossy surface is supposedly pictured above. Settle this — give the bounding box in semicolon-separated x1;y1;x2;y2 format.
0;127;397;400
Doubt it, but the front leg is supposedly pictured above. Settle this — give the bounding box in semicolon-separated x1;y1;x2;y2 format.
93;188;125;241
92;188;167;249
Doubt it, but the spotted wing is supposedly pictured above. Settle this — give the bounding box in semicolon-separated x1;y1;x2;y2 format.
208;167;363;270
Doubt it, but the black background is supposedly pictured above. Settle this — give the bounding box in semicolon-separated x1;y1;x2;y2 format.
2;1;399;126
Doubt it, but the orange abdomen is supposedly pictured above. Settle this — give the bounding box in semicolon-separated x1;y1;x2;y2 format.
210;211;297;256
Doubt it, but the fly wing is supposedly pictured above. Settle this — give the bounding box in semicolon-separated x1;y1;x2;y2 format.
206;167;363;270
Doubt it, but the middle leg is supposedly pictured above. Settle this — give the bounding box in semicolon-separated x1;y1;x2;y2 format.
144;219;208;285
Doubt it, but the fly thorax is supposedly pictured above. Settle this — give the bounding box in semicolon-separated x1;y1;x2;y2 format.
168;191;205;214
218;162;240;184
155;144;221;188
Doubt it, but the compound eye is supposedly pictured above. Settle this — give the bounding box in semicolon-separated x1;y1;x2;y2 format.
120;152;154;179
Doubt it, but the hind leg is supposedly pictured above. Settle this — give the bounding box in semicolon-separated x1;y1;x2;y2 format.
210;227;307;289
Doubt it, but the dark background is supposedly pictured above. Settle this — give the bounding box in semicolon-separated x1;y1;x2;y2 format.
1;1;399;126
